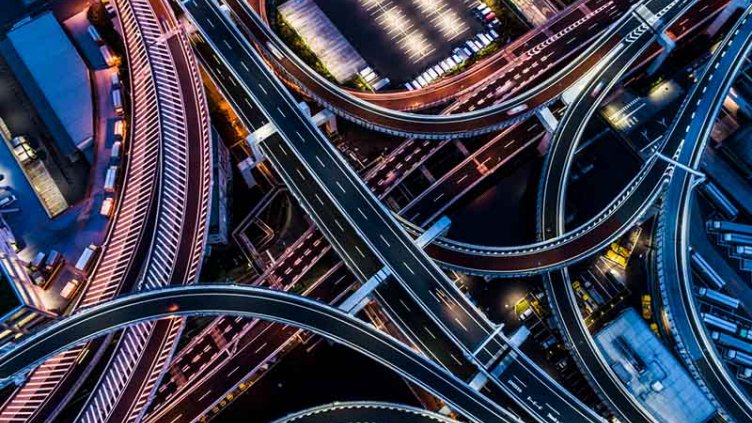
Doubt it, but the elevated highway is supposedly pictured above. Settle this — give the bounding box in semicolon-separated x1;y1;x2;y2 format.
537;0;698;421
248;0;621;113
182;1;602;421
219;0;630;138
190;0;730;281
0;285;517;423
74;1;212;420
272;401;461;423
0;0;212;421
657;4;752;421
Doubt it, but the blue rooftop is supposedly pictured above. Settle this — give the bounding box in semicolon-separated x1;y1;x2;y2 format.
5;11;92;155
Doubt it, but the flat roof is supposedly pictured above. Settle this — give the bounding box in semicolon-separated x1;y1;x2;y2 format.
6;11;92;152
595;309;716;423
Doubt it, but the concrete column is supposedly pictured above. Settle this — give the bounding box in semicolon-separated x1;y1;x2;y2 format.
633;5;675;75
536;106;559;133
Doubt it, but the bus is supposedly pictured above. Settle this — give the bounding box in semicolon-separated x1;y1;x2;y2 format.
706;221;752;236
75;245;99;274
697;287;740;310
702;182;739;219
702;313;738;334
691;251;726;289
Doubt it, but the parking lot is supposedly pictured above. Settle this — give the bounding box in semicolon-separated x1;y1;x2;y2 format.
314;0;483;82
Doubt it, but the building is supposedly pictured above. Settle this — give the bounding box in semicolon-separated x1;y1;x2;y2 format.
207;127;232;246
594;309;715;423
0;11;93;161
0;217;56;346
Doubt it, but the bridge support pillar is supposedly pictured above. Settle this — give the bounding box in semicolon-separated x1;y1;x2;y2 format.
246;103;337;161
311;109;338;135
633;5;675;75
467;326;530;391
339;217;451;314
339;268;390;314
419;166;436;184
535;107;559;133
415;216;451;248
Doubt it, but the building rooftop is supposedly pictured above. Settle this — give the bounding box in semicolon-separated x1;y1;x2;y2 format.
594;309;716;423
3;11;93;157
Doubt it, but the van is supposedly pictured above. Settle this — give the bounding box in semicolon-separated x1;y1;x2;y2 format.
60;279;81;300
75;245;99;274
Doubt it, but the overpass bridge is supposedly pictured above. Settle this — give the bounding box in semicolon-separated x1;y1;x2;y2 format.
271;401;462;423
657;4;752;421
212;0;628;139
0;285;519;423
182;2;603;421
537;0;699;420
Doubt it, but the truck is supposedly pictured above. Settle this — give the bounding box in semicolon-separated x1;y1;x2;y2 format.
112;89;124;115
75;244;99;274
113;119;125;141
110;141;122;164
100;45;117;67
44;250;63;273
29;251;46;271
641;294;652;320
104;165;118;193
100;197;115;217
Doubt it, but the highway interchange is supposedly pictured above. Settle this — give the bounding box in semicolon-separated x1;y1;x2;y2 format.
1;0;752;421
